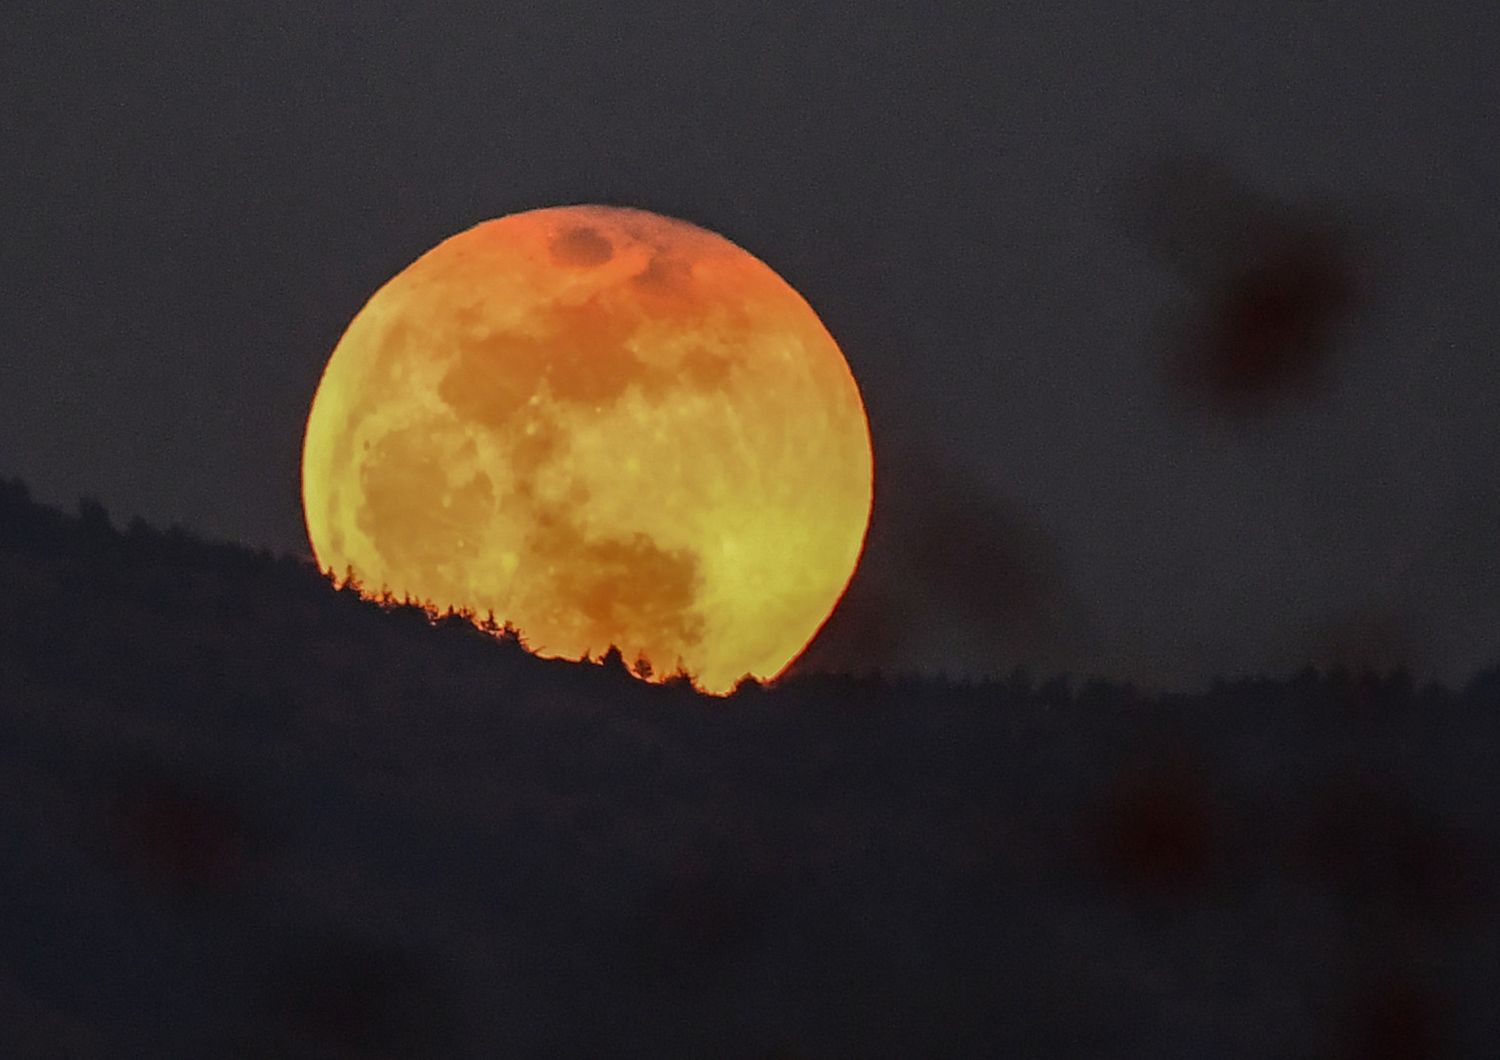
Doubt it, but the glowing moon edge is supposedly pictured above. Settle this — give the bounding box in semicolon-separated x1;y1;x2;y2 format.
301;205;873;694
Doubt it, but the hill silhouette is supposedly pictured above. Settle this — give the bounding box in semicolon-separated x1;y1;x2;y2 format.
1;478;1496;1056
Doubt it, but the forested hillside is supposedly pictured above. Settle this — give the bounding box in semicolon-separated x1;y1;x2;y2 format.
1;479;1495;1057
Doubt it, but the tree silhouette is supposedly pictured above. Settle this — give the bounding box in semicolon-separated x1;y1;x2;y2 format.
0;476;1492;1057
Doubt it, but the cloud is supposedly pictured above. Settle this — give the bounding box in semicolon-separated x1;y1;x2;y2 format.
1128;152;1366;415
792;446;1092;680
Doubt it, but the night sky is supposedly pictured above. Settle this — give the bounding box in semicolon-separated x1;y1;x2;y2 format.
4;1;1497;690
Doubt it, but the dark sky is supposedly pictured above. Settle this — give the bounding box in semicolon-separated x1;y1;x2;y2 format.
3;1;1497;690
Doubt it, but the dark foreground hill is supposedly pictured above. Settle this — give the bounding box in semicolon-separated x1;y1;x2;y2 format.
1;478;1497;1057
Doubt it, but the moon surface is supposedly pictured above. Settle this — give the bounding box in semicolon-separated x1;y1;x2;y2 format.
302;205;873;693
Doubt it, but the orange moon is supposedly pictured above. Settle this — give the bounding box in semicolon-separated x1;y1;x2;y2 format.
301;205;873;693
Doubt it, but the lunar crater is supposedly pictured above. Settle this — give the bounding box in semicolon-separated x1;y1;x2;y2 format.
537;523;708;657
549;225;614;267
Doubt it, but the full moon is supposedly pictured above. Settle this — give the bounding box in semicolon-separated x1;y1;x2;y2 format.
302;205;873;693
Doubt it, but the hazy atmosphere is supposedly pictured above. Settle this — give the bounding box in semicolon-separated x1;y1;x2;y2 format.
5;4;1500;1055
5;1;1497;689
